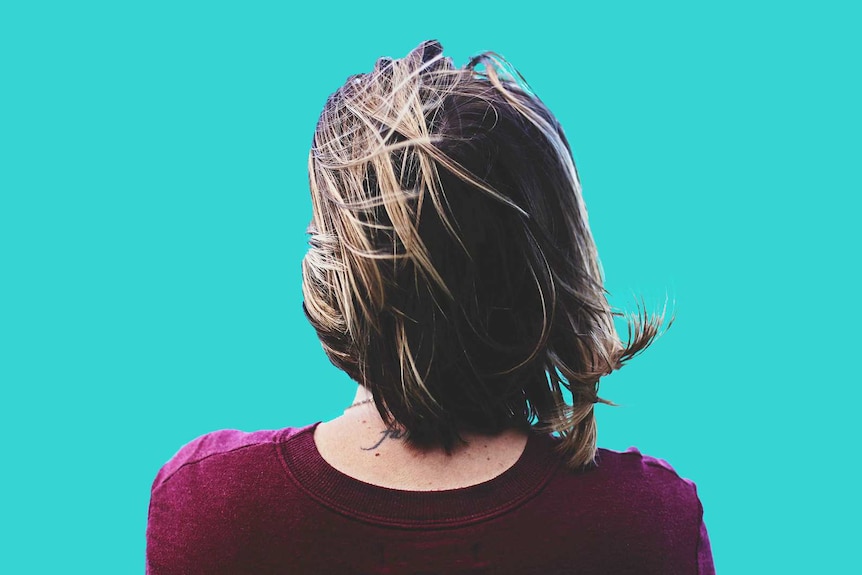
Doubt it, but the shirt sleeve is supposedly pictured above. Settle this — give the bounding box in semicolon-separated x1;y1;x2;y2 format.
697;517;715;575
681;474;715;575
145;462;242;575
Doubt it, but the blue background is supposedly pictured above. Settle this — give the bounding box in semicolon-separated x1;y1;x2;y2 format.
2;1;859;572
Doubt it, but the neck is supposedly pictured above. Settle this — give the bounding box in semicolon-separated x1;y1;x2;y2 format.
339;386;528;452
315;391;532;490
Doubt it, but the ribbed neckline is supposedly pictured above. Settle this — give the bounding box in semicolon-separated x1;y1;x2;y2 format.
277;422;563;528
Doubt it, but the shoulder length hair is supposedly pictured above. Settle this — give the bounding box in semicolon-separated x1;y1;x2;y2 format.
302;40;667;470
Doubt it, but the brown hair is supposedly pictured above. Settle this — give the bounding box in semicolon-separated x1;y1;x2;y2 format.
302;40;668;469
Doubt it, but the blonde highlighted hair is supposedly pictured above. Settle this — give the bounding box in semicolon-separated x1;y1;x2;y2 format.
302;40;667;469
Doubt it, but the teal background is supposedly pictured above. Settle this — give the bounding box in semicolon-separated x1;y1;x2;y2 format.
2;1;859;572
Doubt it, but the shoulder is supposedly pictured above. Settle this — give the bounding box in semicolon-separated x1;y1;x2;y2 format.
146;424;314;573
597;446;698;482
541;443;712;573
590;445;705;518
150;426;305;492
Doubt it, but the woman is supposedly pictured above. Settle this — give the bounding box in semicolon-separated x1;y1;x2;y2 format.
146;40;714;574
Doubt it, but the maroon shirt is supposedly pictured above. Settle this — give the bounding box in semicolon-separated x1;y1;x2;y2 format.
146;423;714;574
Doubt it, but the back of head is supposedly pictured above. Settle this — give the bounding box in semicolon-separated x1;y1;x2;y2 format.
302;40;664;469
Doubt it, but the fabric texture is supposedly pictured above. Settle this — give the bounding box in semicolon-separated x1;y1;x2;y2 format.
146;423;715;574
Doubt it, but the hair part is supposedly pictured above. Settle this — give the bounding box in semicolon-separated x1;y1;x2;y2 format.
302;40;669;470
